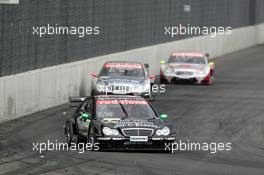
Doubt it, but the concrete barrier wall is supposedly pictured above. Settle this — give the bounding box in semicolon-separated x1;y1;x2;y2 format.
256;23;264;44
1;24;264;123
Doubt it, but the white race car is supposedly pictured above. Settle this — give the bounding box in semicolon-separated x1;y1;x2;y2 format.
160;52;215;85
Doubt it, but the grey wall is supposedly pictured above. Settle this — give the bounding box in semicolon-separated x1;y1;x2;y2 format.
1;0;264;77
1;23;264;123
1;0;264;122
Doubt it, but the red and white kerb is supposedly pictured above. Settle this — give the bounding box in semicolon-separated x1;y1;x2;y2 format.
104;63;142;69
96;100;147;105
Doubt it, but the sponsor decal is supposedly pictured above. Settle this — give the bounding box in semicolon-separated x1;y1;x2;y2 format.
104;63;142;69
115;120;159;128
102;118;121;124
172;64;205;70
177;64;193;69
171;52;204;57
96;99;148;105
130;136;148;142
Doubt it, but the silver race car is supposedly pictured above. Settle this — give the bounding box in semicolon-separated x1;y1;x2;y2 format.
160;52;215;85
91;61;155;99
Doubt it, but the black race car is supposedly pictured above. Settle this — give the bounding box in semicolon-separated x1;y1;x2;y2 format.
64;95;175;150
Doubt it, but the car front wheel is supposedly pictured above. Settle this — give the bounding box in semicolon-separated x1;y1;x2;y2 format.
208;75;215;85
87;126;99;150
65;121;74;146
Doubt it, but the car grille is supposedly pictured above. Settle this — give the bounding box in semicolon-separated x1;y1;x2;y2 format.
176;71;193;76
122;128;154;137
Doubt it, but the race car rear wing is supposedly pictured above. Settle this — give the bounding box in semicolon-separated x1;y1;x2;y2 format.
68;97;86;107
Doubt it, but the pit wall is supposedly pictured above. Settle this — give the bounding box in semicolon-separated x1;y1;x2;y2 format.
1;23;264;123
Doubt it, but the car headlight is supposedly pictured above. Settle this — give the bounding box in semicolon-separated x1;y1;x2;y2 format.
196;71;203;75
96;82;105;90
196;68;209;76
156;127;170;136
102;127;119;136
134;84;144;92
164;67;174;74
142;83;150;92
196;70;206;76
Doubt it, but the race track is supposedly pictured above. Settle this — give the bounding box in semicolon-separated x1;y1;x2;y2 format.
0;45;264;175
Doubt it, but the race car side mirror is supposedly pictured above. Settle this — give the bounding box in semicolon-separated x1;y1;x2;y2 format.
160;114;168;121
144;64;150;73
160;60;166;64
81;113;92;120
91;72;97;78
209;62;215;69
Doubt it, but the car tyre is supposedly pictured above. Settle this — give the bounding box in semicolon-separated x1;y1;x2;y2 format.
208;75;215;85
160;78;168;84
65;121;74;146
87;126;99;151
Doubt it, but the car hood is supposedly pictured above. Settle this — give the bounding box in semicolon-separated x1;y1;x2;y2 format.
97;76;145;85
101;118;164;129
168;64;206;71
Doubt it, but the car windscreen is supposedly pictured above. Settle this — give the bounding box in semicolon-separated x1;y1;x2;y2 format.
168;56;206;64
99;63;145;77
96;99;157;120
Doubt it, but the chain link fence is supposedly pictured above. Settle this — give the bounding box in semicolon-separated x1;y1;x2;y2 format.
0;0;264;77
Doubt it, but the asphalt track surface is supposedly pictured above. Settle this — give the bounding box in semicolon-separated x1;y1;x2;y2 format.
0;45;264;175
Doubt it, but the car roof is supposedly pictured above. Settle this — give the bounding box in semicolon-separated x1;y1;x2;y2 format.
94;95;146;100
104;61;143;65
